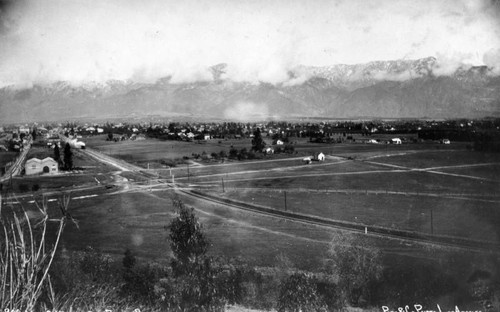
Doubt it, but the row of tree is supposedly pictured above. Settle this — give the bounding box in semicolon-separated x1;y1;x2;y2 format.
53;143;73;170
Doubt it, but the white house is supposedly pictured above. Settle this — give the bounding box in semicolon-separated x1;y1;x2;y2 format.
391;138;402;145
25;157;58;175
274;139;284;145
313;152;325;161
70;139;86;149
263;147;274;154
367;139;378;144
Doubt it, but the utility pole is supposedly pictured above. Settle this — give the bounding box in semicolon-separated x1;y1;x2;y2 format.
187;163;190;182
222;178;225;192
284;191;287;212
430;207;434;235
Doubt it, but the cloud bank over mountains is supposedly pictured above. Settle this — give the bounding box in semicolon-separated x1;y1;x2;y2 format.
0;0;499;88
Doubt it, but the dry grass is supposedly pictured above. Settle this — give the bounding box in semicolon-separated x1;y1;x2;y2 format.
0;193;69;311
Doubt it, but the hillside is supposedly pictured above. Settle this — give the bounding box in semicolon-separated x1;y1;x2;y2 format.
1;58;499;123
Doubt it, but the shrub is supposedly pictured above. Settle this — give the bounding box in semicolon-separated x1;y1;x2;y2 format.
121;250;164;305
229;147;238;159
48;246;133;312
325;232;382;306
277;273;324;312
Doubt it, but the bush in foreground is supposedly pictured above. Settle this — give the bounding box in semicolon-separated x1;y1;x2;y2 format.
277;273;324;312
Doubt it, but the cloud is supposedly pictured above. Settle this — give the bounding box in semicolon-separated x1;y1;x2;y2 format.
483;48;500;75
223;101;270;121
0;0;499;87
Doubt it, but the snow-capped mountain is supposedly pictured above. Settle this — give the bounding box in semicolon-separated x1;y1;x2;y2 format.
0;57;499;123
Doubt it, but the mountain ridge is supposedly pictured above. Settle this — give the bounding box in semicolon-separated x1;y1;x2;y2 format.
1;57;499;123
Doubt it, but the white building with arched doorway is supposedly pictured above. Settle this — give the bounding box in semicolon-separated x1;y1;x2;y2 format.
25;157;58;175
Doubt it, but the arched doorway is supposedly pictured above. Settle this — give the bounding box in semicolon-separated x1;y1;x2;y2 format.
43;166;50;173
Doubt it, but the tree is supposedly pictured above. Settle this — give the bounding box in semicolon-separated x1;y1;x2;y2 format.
107;132;114;141
160;199;228;311
168;199;209;274
63;143;73;170
54;144;60;160
54;144;63;168
251;128;265;152
228;147;238;159
325;232;382;306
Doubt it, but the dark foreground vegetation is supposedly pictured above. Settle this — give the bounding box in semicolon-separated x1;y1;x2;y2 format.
1;194;499;312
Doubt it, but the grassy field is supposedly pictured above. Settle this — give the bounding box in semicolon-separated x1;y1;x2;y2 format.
12;186;481;273
210;189;499;241
3;134;499;305
81;135;500;245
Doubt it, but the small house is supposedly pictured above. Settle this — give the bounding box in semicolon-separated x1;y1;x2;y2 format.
391;138;402;145
303;157;312;164
25;157;58;175
313;152;325;161
263;147;274;154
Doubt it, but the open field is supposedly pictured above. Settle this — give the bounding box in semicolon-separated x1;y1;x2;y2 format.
4;186;487;273
208;189;499;242
2;135;499;309
80;138;500;247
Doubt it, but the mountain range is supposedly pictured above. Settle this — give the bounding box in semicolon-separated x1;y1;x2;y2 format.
1;57;499;123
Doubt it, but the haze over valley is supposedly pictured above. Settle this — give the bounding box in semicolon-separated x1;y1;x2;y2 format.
1;57;499;123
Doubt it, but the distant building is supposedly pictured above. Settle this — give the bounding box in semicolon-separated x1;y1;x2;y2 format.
313;152;325;161
25;157;58;175
391;138;402;145
263;147;274;154
19;126;30;134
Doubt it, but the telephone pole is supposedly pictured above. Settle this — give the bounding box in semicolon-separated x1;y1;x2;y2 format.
284;191;287;212
430;207;434;235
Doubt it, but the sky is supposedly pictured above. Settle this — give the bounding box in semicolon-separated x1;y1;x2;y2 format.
0;0;499;87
